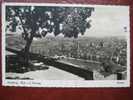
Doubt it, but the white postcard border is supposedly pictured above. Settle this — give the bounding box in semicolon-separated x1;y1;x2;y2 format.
2;2;130;87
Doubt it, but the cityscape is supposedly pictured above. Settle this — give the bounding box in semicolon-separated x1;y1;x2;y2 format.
30;36;127;67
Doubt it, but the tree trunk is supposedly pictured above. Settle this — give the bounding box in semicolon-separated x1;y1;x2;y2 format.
23;36;33;67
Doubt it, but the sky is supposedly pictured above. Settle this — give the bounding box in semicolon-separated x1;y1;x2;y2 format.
81;6;130;37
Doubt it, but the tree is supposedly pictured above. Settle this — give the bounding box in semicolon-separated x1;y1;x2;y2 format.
6;6;94;67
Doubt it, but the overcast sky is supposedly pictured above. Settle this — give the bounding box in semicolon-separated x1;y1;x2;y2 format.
80;6;129;37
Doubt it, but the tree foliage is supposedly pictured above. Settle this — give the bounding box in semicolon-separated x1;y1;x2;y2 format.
6;6;94;39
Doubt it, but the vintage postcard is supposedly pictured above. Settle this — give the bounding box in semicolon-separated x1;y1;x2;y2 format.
2;3;130;87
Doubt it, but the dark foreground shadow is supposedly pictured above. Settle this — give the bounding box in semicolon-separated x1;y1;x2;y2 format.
6;55;49;73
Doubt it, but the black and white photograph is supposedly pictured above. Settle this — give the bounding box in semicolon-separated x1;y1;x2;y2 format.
2;3;130;87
